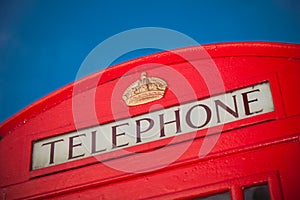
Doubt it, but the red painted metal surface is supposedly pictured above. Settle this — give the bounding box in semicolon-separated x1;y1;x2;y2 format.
0;42;300;199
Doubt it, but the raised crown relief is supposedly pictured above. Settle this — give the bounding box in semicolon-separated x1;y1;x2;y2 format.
122;72;167;106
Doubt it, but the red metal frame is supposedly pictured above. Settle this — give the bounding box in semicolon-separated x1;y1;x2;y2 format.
0;42;299;199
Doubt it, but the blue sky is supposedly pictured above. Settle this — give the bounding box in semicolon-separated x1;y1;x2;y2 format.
0;0;300;123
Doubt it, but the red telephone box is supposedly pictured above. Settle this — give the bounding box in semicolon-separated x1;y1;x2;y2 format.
0;42;299;200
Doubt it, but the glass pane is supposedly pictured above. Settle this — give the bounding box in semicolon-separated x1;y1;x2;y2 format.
244;184;271;200
193;191;231;200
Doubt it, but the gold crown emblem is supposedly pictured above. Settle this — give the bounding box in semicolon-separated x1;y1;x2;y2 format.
122;72;167;106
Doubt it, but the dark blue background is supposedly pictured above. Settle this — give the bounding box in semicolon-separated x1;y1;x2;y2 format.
1;0;299;123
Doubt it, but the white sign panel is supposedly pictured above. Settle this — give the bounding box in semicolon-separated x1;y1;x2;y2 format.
32;82;274;170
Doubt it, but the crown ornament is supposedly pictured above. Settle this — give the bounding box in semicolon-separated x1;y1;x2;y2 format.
122;72;167;106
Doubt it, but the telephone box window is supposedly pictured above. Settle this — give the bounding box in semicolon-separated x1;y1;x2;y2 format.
193;191;231;200
244;184;271;200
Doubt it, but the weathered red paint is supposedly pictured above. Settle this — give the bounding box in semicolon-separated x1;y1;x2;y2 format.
0;42;299;199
